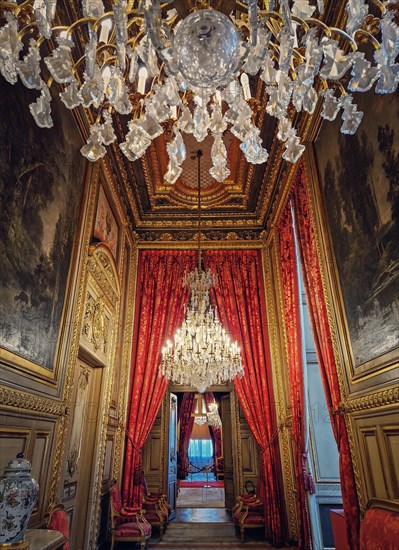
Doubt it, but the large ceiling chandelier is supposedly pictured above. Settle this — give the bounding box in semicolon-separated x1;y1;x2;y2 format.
1;1;398;183
159;150;244;393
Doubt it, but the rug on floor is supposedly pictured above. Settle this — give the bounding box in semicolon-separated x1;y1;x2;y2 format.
179;481;224;488
148;522;280;548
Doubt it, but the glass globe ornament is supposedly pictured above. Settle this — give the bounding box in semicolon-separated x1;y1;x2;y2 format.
173;9;241;90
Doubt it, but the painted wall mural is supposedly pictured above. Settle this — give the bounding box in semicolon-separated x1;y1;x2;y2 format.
314;91;399;368
93;185;119;260
0;80;86;371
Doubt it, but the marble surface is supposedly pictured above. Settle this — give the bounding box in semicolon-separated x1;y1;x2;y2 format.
26;529;67;550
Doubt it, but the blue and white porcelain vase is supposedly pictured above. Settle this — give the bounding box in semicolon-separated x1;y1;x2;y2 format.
0;453;39;546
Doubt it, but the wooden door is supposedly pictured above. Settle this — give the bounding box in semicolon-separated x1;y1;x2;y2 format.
221;394;235;509
167;393;178;518
69;362;103;550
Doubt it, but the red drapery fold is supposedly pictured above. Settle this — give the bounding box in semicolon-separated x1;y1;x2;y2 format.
203;250;287;547
204;392;223;475
277;205;312;550
178;393;196;480
291;165;360;549
122;250;197;506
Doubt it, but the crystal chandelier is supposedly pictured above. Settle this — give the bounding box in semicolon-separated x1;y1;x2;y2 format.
207;402;222;429
159;150;244;393
1;1;398;182
192;393;208;426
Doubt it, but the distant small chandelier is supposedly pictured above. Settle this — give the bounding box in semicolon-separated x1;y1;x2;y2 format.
207;402;222;429
159;150;244;393
194;415;208;427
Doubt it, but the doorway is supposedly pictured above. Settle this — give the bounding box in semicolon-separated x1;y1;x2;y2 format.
175;391;226;509
142;386;260;529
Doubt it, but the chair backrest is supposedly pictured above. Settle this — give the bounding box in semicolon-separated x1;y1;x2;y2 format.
110;480;123;515
360;499;399;550
47;505;70;550
109;481;124;531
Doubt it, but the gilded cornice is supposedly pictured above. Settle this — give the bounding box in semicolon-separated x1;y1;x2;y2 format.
101;158;132;232
0;386;64;416
137;229;264;244
137;235;265;250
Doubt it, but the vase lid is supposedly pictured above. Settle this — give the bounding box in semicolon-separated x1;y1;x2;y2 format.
3;453;32;473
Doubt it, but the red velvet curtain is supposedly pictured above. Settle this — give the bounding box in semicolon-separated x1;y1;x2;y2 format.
291;165;360;549
178;393;196;480
122;250;196;506
203;250;287;547
277;205;312;550
204;392;223;475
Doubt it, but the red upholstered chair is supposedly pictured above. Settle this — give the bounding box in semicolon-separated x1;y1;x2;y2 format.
46;504;70;550
110;481;151;549
143;475;171;517
360;498;399;550
232;497;265;543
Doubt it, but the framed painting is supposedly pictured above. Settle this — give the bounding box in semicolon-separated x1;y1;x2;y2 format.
312;90;399;380
93;184;119;261
0;79;86;378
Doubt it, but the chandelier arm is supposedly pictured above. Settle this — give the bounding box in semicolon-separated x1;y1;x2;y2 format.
329;27;358;51
1;0;32;16
301;17;332;38
368;0;387;15
126;29;147;48
353;29;382;50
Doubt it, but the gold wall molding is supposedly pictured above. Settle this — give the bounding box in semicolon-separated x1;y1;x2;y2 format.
87;245;120;309
261;239;298;541
114;234;139;483
232;390;244;496
345;386;399;413
137;238;265;251
47;162;100;509
83;248;121;550
0;387;64;416
160;393;167;494
137;229;264;243
100;159;131;233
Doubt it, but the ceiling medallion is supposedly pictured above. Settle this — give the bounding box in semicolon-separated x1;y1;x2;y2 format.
1;1;398;183
159;150;244;393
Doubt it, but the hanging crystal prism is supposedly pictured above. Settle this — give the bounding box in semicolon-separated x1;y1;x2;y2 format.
345;0;368;36
44;36;74;84
0;13;22;84
17;39;42;90
119;121;151;161
78;65;104;108
106;66;132;115
164;157;183;184
319;88;341;121
29;84;53;128
348;52;379;92
33;0;57;39
167;129;186;166
81;128;107;161
282;128;305;163
60;78;81;109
